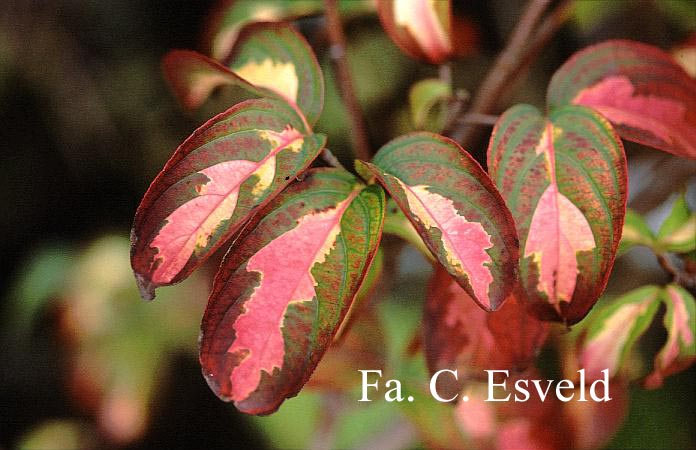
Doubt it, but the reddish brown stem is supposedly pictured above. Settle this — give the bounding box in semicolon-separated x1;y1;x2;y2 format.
324;0;372;161
447;0;572;148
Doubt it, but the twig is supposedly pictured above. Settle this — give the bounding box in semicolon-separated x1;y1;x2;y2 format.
324;0;372;161
447;0;571;147
456;112;500;126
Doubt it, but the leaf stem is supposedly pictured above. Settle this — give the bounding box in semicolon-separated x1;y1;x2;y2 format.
324;0;372;161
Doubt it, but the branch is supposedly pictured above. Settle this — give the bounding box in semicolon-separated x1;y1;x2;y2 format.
324;0;372;161
446;0;572;147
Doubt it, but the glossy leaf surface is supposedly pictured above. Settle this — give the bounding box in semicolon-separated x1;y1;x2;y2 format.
579;286;661;380
378;0;453;64
644;285;696;388
199;168;385;414
424;267;549;397
360;132;519;311
488;104;627;323
131;99;326;298
164;22;324;125
548;40;696;159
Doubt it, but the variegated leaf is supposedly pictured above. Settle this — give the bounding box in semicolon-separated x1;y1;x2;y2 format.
656;192;696;253
579;286;662;380
131;99;326;299
378;0;453;64
488;104;627;324
383;198;434;261
203;0;374;61
199;168;385;414
644;284;696;388
359;132;519;311
548;40;696;159
619;209;655;255
164;22;324;125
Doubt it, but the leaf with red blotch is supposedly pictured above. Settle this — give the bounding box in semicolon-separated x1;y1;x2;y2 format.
378;0;452;64
488;104;627;324
199;168;385;415
131;98;326;299
424;267;548;398
358;132;519;311
644;284;696;389
548;39;696;159
579;286;662;381
164;22;324;125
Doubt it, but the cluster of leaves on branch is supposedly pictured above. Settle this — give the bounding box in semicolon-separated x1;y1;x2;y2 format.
130;0;696;426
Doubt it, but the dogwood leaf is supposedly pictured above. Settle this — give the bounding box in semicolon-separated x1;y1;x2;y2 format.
548;40;696;159
199;168;384;414
488;104;627;324
359;132;519;311
131;99;325;299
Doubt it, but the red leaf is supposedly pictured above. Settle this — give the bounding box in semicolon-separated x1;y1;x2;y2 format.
424;267;549;397
548;40;696;159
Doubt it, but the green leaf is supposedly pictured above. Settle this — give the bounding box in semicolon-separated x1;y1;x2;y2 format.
579;286;662;380
409;78;451;130
199;168;385;415
487;104;627;324
164;22;324;125
656;193;696;253
619;209;655;254
131;98;326;299
644;284;696;388
548;40;696;159
359;132;519;311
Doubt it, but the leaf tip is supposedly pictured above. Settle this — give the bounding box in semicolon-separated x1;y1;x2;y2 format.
134;272;156;301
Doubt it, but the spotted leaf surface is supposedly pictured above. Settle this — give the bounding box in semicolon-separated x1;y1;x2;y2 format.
164;22;324;125
578;286;661;381
548;40;696;159
378;0;453;64
424;267;549;397
131;99;326;299
359;132;519;311
488;104;627;324
645;285;696;388
199;169;384;414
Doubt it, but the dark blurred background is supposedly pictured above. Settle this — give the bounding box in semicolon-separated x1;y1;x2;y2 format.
1;1;695;449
